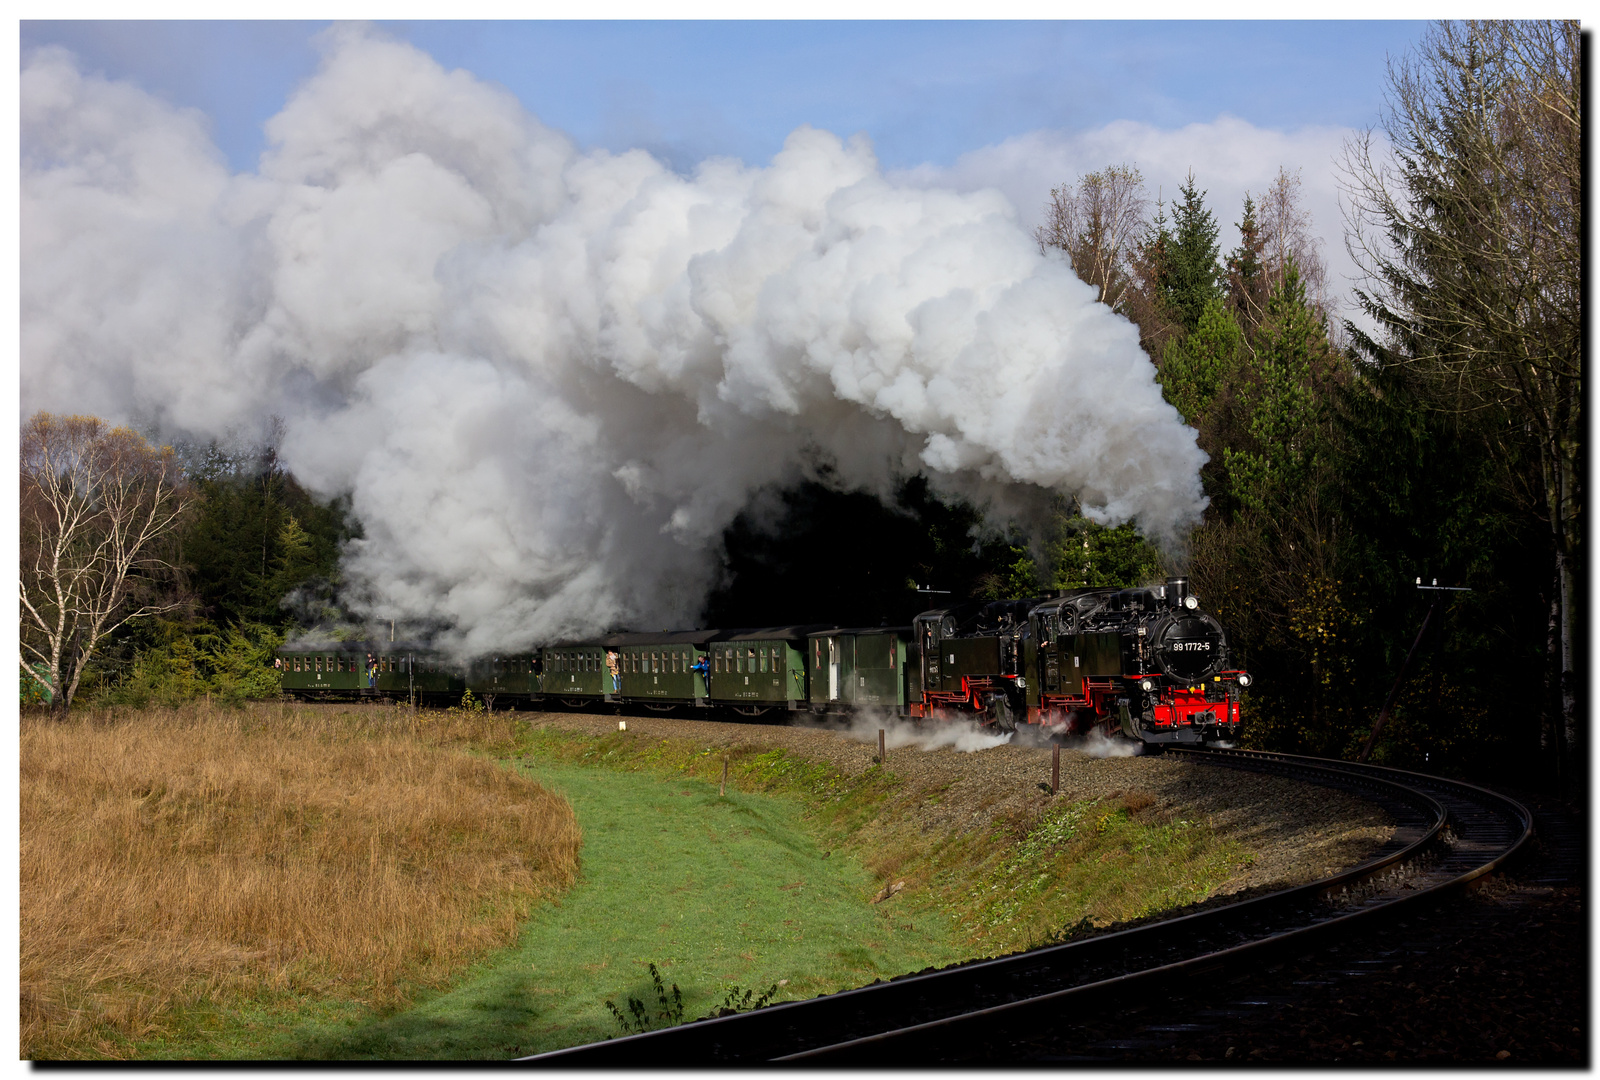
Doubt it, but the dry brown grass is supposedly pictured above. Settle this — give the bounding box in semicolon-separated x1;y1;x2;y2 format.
21;702;581;1059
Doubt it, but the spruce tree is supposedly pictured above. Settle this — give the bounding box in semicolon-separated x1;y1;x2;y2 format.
1159;298;1243;426
1163;172;1224;333
1225;194;1268;338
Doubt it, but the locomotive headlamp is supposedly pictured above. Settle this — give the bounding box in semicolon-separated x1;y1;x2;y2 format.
1238;673;1253;687
1140;678;1154;692
1184;595;1199;610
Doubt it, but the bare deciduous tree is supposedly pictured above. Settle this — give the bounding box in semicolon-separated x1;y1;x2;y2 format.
1340;19;1581;774
1257;166;1332;323
1035;163;1149;315
20;413;196;711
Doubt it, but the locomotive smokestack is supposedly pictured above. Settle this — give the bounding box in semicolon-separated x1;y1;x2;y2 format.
1166;577;1190;608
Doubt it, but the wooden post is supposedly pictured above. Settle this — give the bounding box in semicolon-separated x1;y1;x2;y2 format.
1052;743;1060;795
879;728;886;764
720;758;728;796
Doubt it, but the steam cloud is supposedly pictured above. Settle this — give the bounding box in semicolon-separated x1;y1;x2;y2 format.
22;27;1207;653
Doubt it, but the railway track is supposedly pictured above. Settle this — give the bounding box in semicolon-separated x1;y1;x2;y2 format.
524;747;1534;1065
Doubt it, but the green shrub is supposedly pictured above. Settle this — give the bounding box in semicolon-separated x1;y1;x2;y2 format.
92;621;285;708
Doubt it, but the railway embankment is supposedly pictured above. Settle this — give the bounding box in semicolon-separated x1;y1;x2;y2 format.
524;711;1394;910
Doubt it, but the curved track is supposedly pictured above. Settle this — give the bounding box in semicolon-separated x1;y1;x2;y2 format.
524;748;1533;1065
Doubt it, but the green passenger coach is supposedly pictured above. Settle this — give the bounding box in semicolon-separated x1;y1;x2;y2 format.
807;627;912;712
707;625;833;716
539;641;617;703
277;640;463;704
613;630;718;709
464;654;540;706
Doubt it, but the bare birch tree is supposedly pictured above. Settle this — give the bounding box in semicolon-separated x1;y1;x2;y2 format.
1340;20;1581;775
20;413;195;711
1257;167;1332;322
1035;164;1149;315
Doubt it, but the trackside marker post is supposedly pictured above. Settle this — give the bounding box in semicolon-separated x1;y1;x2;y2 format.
879;729;886;764
1052;743;1060;795
721;758;728;796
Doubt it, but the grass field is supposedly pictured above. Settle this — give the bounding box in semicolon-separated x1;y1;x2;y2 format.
22;706;1252;1060
20;704;579;1059
212;757;962;1059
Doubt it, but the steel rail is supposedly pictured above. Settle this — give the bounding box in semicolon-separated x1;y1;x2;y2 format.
775;749;1533;1062
526;749;1529;1065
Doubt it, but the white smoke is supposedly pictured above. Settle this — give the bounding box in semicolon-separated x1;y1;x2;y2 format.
806;710;1015;754
21;27;1208;654
1077;727;1143;759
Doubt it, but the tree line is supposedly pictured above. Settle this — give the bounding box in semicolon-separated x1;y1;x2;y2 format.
20;415;357;711
1025;20;1577;788
18;21;1577;791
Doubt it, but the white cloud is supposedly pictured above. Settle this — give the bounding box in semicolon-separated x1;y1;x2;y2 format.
892;115;1366;319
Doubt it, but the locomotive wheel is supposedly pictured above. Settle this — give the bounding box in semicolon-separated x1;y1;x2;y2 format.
981;693;1017;734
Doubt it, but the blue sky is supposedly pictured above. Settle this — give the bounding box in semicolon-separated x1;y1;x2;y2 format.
22;20;1429;177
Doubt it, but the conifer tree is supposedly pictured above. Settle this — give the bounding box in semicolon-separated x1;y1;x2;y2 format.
1162;173;1224;333
1225;195;1269;338
1223;260;1345;517
1159;298;1243;427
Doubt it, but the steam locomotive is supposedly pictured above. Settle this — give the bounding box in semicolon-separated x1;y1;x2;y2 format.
276;576;1248;747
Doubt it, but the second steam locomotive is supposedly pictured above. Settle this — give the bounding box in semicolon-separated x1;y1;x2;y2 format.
278;576;1249;747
